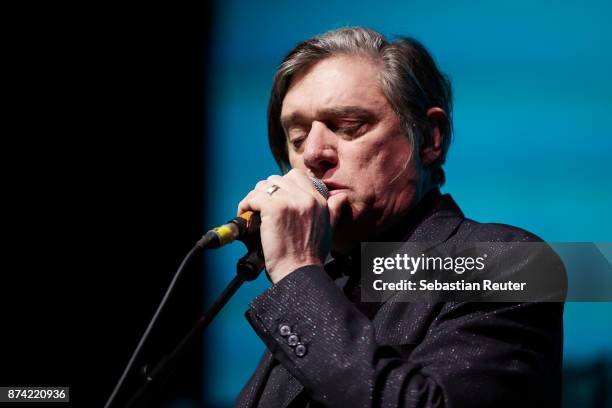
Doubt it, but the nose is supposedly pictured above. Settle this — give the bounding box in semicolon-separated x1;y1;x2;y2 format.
302;121;338;177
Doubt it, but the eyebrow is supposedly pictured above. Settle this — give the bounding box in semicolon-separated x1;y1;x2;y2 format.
280;106;376;130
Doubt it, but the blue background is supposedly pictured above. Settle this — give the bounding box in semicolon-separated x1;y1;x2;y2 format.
203;1;612;405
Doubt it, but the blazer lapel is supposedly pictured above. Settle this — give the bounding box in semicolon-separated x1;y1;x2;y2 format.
357;193;465;317
243;194;465;408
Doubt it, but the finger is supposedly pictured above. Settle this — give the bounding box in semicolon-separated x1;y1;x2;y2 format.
254;179;270;192
265;174;301;196
327;191;350;228
237;189;278;216
253;178;285;197
266;174;321;214
273;169;326;205
283;168;320;195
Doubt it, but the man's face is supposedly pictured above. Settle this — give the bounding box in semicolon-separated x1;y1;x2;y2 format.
281;55;423;251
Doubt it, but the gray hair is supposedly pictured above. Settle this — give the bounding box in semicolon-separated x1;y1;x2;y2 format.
267;27;453;186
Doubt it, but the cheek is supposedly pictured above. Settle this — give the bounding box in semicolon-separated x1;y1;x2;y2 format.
374;136;413;177
351;137;410;183
348;139;414;206
287;151;304;171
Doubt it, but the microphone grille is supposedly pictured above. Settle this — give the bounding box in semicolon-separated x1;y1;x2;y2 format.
309;177;329;200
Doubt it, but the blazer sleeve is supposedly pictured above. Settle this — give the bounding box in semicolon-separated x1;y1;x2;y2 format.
245;263;564;408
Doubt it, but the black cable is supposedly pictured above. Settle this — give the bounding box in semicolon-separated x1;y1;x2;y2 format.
123;249;264;407
104;238;207;408
125;273;246;407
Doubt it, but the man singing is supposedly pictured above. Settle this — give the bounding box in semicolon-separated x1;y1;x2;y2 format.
235;27;564;407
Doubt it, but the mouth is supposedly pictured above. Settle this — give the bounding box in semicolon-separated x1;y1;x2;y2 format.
322;181;348;195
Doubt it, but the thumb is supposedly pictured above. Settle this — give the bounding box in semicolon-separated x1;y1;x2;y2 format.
327;192;350;229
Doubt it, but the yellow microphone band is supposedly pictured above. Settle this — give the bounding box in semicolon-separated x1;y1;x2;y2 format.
213;224;235;246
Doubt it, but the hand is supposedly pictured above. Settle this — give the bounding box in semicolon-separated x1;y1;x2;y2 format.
237;169;331;283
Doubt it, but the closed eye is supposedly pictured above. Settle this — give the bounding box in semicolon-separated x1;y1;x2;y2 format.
289;137;305;150
285;115;372;152
330;121;368;138
287;128;308;151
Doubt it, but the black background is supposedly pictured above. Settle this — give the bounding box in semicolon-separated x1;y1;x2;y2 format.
3;1;209;406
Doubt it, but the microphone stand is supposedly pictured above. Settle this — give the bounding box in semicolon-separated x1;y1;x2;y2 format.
107;179;327;407
105;234;265;408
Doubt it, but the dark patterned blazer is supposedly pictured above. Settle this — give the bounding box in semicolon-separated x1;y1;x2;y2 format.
235;191;566;408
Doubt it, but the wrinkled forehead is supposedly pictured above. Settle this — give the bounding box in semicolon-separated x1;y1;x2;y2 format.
281;55;390;119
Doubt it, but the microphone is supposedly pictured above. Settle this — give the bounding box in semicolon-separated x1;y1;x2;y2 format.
106;177;328;407
198;177;329;250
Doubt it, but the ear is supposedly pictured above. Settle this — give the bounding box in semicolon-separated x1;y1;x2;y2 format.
420;107;448;166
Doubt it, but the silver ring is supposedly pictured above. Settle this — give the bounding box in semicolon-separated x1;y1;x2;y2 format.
266;184;280;196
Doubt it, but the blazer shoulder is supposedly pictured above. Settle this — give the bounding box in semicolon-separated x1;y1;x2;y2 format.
455;218;545;243
451;218;567;301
